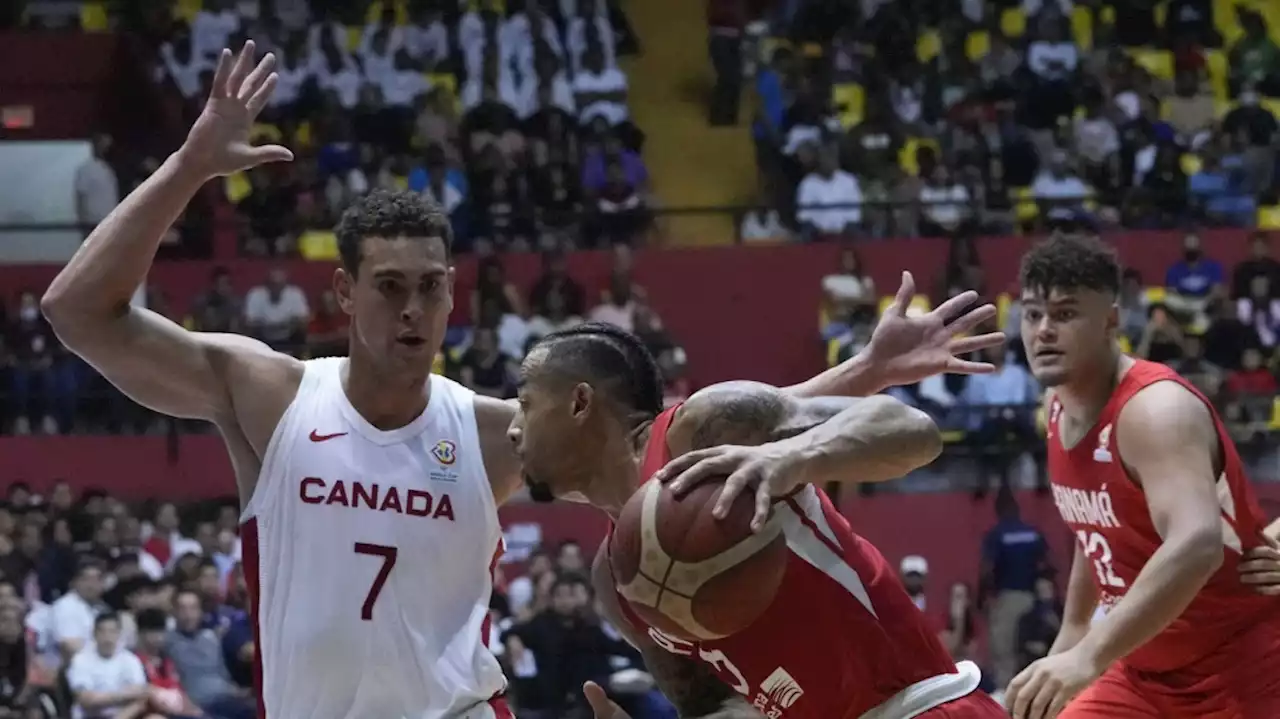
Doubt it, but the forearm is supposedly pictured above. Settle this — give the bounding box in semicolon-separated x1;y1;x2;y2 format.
643;648;760;719
1075;530;1222;667
777;395;942;486
782;351;883;399
77;686;147;710
1049;551;1099;655
43;154;206;320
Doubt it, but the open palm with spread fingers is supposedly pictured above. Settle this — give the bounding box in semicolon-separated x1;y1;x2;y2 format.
866;271;1005;388
178;41;293;179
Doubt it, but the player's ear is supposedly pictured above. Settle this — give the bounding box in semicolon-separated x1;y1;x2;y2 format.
334;267;356;314
1105;300;1120;335
570;382;595;420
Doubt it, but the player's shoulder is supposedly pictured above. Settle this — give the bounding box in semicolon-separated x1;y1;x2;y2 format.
211;334;305;402
1114;380;1216;457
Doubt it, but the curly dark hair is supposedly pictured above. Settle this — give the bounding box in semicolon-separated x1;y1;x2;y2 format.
531;322;666;422
1019;233;1121;296
334;190;453;276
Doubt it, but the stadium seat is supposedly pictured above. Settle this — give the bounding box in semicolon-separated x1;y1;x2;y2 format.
801;43;825;58
996;293;1012;329
1180;153;1203;176
367;0;410;24
1013;187;1038;224
898;138;940;176
224;173;252;204
346;26;363;51
1206;50;1229;102
299;230;340;261
833;83;865;128
250;123;283;144
1143;286;1167;304
1001;8;1027;37
1071;6;1093;50
878;294;932;317
1214;0;1242;45
175;0;202;24
80;2;109;31
966;31;990;60
1129;49;1174;80
1258;206;1280;230
1118;335;1133;354
916;30;942;62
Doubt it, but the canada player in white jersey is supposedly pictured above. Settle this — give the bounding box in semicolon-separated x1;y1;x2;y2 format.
41;43;528;719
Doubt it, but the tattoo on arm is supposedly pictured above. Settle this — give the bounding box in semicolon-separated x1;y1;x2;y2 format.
640;644;743;717
684;382;858;450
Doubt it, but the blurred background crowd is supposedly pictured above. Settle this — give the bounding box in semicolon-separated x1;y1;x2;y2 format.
4;0;1280;716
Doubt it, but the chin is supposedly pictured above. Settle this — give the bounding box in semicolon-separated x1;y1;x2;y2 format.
1033;367;1070;388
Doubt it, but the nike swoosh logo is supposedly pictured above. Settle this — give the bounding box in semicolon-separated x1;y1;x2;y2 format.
309;430;348;442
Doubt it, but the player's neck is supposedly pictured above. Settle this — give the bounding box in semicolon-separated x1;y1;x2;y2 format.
586;423;652;519
1054;349;1132;423
342;354;431;430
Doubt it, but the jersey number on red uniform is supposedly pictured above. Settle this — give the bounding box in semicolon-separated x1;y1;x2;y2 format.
354;542;399;620
1077;530;1127;589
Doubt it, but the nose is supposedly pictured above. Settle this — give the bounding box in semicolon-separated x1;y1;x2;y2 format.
401;291;427;324
506;424;521;447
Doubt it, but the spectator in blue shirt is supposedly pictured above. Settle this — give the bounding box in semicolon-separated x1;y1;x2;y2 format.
1189;151;1257;227
960;347;1041;496
980;491;1051;690
1164;232;1224;328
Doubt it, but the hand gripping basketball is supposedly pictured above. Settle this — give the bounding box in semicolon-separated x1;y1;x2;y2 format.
176;41;294;179
583;681;632;719
656;443;800;533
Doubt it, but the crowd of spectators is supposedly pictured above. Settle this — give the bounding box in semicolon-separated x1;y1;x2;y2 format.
0;244;687;435
738;0;1280;242
136;0;654;255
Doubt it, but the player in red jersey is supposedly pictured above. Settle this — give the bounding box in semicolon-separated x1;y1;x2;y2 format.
1006;234;1280;719
506;277;1009;719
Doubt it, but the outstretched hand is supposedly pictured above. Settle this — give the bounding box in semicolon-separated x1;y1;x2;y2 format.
865;272;1005;389
584;681;632;719
177;41;293;179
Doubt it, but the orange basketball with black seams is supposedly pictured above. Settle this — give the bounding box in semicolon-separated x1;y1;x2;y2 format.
610;478;788;642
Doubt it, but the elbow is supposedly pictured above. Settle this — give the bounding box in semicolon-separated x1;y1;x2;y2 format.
873;395;944;469
1178;525;1226;578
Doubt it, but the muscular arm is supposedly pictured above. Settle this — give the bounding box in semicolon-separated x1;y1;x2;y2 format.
1073;382;1225;669
1048;544;1099;656
591;548;762;718
42;154;292;425
670;381;942;486
782;352;885;399
474;397;527;505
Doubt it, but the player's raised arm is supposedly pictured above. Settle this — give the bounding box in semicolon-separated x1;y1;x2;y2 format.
41;43;294;423
588;548;763;719
657;381;941;531
783;271;1004;399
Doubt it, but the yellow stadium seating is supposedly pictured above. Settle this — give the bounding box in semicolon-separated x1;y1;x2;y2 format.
1014;187;1038;224
299;230;340;261
899;137;940;177
80;2;109;31
346;26;362;51
833;83;865;128
996;293;1012;329
366;0;410;24
966;31;990;61
1129;49;1174;80
1071;6;1093;50
916;30;942;62
1118;335;1132;354
1259;206;1280;230
1143;286;1167;304
1180;153;1203;176
878;294;933;317
224;173;251;204
1206;50;1229;102
175;0;202;24
1001;8;1027;37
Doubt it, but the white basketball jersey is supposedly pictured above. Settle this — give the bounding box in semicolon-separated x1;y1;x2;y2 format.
242;358;511;719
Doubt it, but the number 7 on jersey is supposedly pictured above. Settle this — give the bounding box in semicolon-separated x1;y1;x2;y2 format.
354;542;398;620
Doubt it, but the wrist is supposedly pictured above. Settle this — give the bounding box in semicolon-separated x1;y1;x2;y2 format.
1071;633;1111;673
837;350;887;396
168;147;222;186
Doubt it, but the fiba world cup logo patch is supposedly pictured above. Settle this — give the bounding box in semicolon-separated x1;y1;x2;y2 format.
432;440;458;466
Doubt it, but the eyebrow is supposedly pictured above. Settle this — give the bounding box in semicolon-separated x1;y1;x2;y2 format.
371;269;448;280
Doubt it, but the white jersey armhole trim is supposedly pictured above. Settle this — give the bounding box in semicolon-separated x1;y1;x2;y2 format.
240;358;334;523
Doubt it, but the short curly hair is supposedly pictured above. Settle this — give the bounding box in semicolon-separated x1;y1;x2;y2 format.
1019;233;1121;297
334;190;453;275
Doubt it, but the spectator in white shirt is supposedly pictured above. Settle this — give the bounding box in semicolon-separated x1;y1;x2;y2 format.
568;12;617;74
460;3;518;83
189;0;240;61
314;44;363;110
573;45;630;127
379;52;433;111
403;6;451;71
461;51;523;113
265;33;312;117
358;26;399;85
519;54;577;118
1032;149;1093;226
157;31;210;100
51;561;106;662
740;204;790;242
796;150;863;237
505;0;566;77
244;268;311;353
67;613;154;719
917;165;972;237
75;134;120;234
1073;93;1121;182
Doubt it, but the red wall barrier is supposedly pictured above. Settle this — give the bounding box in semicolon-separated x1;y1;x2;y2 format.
0;230;1255;389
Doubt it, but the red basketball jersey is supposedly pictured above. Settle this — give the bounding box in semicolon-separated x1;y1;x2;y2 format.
1046;358;1280;672
609;406;980;719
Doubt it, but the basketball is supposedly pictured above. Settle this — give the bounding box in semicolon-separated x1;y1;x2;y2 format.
609;478;788;642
